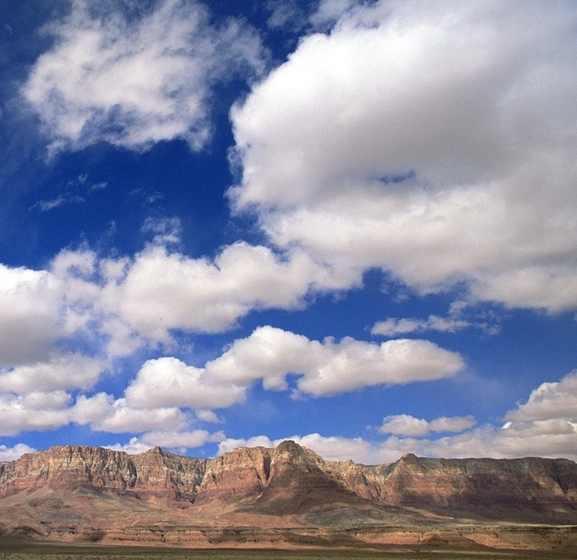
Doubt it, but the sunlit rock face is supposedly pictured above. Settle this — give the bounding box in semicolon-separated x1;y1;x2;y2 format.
1;441;577;550
1;442;576;517
0;445;207;500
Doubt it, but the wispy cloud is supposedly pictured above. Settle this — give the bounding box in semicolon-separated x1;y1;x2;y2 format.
371;301;500;337
23;0;266;156
266;0;311;32
29;174;108;213
377;414;476;437
31;194;85;212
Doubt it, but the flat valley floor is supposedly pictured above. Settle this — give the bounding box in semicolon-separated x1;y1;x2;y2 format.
0;541;575;560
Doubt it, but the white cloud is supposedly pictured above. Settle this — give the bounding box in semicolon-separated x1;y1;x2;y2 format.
378;414;476;437
125;326;464;413
31;193;83;212
0;264;62;366
29;174;108;213
0;256;109;405
0;391;72;436
213;433;382;464
310;0;359;28
372;301;500;337
140;429;224;449
219;421;577;465
20;390;71;411
401;369;577;460
372;318;431;337
295;336;464;396
287;433;379;463
125;357;246;410
105;437;153;455
96;403;187;435
0;389;103;437
0;443;36;462
217;435;277;456
79;395;188;434
217;433;375;463
0;354;105;394
0;234;353;438
205;326;321;390
0;388;189;437
378;414;429;438
428;416;477;434
71;392;113;425
103;242;357;343
105;430;225;455
0;237;358;369
230;0;577;312
23;0;265;155
1;237;361;402
266;0;309;31
409;423;577;462
208;326;465;398
372;316;470;337
505;371;577;422
195;410;223;424
141;216;183;246
217;370;577;463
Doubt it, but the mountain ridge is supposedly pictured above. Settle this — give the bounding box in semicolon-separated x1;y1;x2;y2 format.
1;441;577;552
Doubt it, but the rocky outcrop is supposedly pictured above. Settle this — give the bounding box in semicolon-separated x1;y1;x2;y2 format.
130;447;206;500
250;440;361;514
193;445;270;505
1;441;577;551
345;452;577;522
0;445;206;501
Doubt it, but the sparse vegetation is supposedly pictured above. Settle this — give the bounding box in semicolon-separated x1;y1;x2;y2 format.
82;529;106;543
0;540;571;560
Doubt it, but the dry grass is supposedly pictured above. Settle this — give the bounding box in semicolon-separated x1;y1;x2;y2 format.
0;539;571;560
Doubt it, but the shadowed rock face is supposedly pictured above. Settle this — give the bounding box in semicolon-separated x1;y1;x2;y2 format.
362;452;577;520
1;441;577;548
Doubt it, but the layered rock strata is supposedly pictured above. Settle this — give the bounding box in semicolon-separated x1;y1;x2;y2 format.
1;440;576;551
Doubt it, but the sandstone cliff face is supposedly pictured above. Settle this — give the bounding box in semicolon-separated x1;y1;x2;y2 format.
0;445;207;501
130;447;206;500
1;441;576;526
194;445;270;505
362;453;577;521
251;440;363;515
0;445;138;496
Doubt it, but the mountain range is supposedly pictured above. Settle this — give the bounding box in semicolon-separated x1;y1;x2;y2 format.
1;440;576;552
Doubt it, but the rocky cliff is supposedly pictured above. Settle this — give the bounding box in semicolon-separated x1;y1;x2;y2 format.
0;445;206;500
1;441;577;551
338;452;577;522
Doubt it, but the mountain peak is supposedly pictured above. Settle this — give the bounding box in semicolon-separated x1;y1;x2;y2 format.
399;452;419;462
1;443;577;551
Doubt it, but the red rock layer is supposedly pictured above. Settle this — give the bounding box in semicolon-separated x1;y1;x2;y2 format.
1;440;576;523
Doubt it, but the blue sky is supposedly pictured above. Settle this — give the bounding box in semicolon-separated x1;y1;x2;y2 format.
1;0;577;464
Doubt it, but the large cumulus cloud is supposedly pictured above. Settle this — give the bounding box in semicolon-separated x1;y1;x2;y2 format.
125;325;464;409
229;0;577;311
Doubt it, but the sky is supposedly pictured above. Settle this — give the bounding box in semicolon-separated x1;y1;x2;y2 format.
0;0;576;465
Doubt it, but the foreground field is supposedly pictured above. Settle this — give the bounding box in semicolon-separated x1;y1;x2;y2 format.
0;540;574;560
